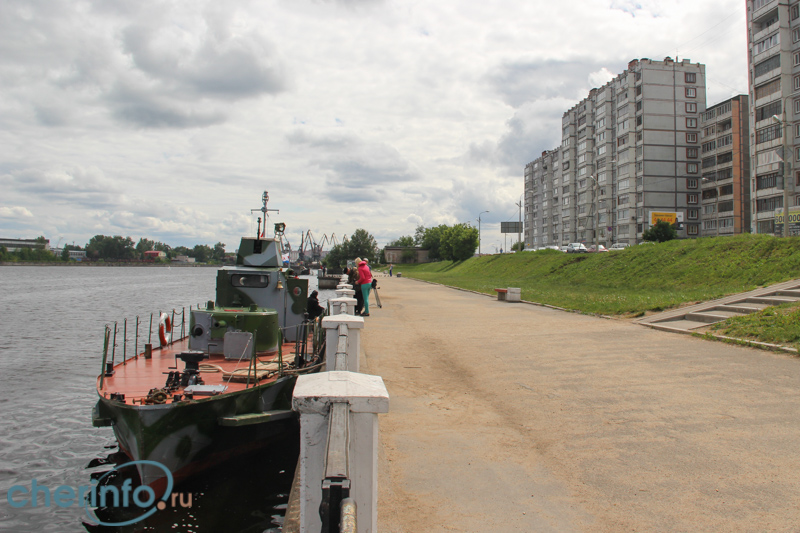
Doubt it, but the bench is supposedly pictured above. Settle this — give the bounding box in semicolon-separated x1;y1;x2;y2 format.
495;288;521;302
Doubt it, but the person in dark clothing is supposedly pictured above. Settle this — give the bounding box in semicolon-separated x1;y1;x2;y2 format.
307;290;325;319
348;261;364;314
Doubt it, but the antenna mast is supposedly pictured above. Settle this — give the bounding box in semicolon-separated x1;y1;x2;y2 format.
250;191;280;237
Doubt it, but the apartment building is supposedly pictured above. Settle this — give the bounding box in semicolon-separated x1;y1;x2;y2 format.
747;0;800;235
699;95;751;236
525;58;708;248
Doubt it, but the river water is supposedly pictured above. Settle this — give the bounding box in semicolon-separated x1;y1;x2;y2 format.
0;266;334;533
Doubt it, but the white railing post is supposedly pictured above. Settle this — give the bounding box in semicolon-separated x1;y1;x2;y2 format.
329;297;357;316
322;315;364;372
293;372;389;533
335;288;356;299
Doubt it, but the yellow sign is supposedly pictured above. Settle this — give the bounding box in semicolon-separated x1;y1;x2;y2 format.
650;212;677;225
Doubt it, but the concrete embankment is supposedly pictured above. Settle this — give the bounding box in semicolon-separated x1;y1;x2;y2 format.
361;275;800;532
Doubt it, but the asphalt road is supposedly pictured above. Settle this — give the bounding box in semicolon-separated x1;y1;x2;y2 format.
360;275;800;532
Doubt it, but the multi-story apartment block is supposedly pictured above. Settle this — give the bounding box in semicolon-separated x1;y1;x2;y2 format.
747;0;800;235
525;58;708;248
699;95;751;236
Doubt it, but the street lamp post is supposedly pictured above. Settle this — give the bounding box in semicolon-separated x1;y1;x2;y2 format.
773;111;793;237
587;175;600;252
478;210;489;255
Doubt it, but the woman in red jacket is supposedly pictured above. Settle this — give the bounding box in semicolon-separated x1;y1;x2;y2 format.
357;258;373;316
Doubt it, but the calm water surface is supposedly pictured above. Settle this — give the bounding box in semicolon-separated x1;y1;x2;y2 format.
0;266;332;532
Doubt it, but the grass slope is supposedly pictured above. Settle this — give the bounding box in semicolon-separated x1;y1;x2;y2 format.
391;234;800;316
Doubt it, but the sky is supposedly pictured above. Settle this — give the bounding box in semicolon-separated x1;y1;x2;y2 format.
0;0;748;254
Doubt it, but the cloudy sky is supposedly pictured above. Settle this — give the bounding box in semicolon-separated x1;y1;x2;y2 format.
0;0;747;253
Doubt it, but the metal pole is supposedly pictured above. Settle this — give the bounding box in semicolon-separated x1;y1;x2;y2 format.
783;110;791;237
478;211;489;255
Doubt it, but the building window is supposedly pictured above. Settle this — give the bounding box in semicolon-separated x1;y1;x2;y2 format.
793;28;800;43
687;225;698;235
687;194;699;204
755;54;781;78
756;124;782;144
687;178;698;188
687;132;697;143
756;78;782;99
687;209;698;220
685;72;696;83
793;4;800;19
686;102;697;113
686;87;696;98
687;163;699;174
617;135;628;147
702;140;717;153
755;100;781;122
687;147;698;158
754;33;779;55
686;118;697;128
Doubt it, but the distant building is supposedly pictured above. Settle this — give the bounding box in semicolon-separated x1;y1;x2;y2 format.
0;238;50;252
68;250;87;261
383;247;430;264
172;255;196;263
699;95;751;236
526;58;709;247
144;250;167;260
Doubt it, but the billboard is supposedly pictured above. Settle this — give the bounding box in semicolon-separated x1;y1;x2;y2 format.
649;211;684;226
501;222;522;233
774;207;800;236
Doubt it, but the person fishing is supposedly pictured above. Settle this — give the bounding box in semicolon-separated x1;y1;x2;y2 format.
306;290;324;319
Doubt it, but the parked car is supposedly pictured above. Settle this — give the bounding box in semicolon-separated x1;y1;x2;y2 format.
566;243;587;253
586;244;609;253
560;245;569;252
608;243;629;251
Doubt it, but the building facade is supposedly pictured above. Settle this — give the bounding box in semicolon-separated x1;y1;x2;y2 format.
525;58;709;248
747;0;800;235
699;95;751;236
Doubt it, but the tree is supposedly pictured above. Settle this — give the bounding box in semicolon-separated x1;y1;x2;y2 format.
348;229;378;263
441;223;479;261
136;238;155;258
642;220;678;243
388;236;414;247
512;241;525;252
212;242;226;262
418;224;448;260
191;244;212;263
85;235;136;260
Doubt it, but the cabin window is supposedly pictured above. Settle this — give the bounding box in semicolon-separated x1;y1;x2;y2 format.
231;275;269;288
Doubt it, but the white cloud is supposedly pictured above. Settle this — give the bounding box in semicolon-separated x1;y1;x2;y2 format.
0;0;748;248
0;206;34;218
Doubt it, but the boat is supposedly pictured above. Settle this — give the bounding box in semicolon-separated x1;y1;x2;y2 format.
92;192;325;491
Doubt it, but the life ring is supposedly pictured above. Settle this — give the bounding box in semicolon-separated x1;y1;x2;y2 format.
158;313;172;346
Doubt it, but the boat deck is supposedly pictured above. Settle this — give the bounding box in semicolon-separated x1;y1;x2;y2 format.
97;337;294;404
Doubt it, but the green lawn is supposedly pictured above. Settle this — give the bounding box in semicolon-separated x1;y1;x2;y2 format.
390;234;800;317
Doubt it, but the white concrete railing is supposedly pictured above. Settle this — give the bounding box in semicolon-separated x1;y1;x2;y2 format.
292;274;389;532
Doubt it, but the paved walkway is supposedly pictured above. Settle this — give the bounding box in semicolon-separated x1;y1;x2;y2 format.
361;276;800;532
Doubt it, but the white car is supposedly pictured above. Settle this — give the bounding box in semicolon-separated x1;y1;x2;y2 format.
608;243;629;251
566;243;587;253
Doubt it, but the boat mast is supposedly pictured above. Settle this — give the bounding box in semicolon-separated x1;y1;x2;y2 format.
251;191;279;238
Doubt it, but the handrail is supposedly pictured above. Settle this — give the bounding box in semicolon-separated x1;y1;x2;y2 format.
320;401;350;533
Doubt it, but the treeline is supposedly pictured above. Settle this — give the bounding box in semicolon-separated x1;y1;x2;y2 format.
323;229;378;269
387;224;479;262
0;235;226;263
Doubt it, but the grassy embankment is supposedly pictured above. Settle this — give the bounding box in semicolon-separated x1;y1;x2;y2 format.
389;234;800;347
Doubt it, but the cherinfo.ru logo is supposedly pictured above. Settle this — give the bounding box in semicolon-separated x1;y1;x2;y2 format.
6;460;192;527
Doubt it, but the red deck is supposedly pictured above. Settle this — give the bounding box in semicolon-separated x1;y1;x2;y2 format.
96;337;292;403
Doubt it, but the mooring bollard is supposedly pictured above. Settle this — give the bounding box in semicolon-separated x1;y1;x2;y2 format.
321;314;364;372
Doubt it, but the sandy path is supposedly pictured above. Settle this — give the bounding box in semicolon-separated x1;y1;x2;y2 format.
361;275;800;532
